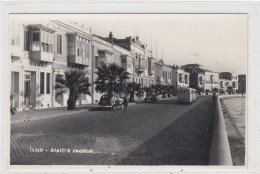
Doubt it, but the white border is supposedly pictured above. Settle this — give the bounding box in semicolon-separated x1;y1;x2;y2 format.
1;1;259;173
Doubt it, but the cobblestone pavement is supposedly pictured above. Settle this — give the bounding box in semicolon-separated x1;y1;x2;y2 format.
11;96;213;165
11;104;97;123
220;96;246;166
119;97;215;165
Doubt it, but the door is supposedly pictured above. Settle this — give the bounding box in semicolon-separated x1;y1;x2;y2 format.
24;72;31;107
11;72;19;108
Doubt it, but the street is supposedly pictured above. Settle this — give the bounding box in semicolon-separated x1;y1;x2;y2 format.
11;96;215;165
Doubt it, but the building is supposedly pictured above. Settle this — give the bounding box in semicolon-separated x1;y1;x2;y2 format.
92;34;133;102
204;71;219;91
10;20;93;111
219;72;238;93
102;33;155;87
154;61;163;85
161;61;173;86
181;64;219;91
171;65;190;89
238;74;246;93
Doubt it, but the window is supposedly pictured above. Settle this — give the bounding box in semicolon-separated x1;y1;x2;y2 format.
68;35;75;56
199;76;203;85
57;34;62;54
77;48;80;56
41;42;46;52
46;73;50;94
33;32;40;41
40;72;45;94
179;74;183;83
32;31;40;51
24;31;29;51
95;56;100;69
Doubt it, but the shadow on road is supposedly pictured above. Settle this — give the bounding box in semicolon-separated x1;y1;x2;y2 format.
119;98;216;165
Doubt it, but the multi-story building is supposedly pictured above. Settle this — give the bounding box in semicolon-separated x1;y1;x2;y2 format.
238;74;246;93
171;65;190;89
10;20;93;111
103;33;155;87
204;71;219;91
219;72;238;93
181;64;219;91
161;61;172;86
92;34;133;102
154;61;163;85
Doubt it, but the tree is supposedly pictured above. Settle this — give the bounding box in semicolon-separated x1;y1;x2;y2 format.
95;63;130;96
212;87;218;93
166;85;175;97
55;68;91;110
126;82;141;102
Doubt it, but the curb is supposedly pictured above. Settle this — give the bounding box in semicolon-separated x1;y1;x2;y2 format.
11;109;89;124
209;95;233;166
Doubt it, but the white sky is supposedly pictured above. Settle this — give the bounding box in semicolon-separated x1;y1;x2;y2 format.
11;14;247;74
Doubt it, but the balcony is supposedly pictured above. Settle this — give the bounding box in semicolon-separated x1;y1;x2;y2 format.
135;64;145;74
68;56;89;66
31;49;54;63
29;25;55;63
67;33;91;66
148;68;155;76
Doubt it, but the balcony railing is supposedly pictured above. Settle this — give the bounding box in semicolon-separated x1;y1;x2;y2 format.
135;64;145;74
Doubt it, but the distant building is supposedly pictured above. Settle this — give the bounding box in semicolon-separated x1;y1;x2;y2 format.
154;61;163;85
160;60;172;86
181;64;219;91
171;65;190;89
219;72;238;93
238;74;246;93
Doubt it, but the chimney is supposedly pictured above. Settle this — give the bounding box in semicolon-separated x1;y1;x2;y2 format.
109;32;113;43
136;36;139;41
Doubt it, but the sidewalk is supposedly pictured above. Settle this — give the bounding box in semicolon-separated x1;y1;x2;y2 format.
11;104;98;124
11;96;176;124
220;95;246;166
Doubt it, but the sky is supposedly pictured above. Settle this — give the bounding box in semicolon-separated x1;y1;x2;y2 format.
11;14;247;74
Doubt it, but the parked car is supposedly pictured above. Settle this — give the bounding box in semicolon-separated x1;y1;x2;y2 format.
98;94;123;110
144;93;158;103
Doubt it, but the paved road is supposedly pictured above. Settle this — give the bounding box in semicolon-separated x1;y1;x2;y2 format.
11;96;215;165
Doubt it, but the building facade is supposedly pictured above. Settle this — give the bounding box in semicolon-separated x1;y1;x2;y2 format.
238;74;246;93
105;33;155;87
161;62;173;86
219;72;238;93
92;34;133;102
181;64;219;91
10;20;93;111
171;65;190;89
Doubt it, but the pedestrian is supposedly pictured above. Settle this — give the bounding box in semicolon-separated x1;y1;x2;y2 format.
212;91;216;99
123;95;128;111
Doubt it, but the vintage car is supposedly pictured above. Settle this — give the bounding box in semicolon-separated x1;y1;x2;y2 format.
98;94;123;110
144;93;158;103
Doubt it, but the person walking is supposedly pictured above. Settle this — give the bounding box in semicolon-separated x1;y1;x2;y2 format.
123;95;128;111
212;91;216;99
